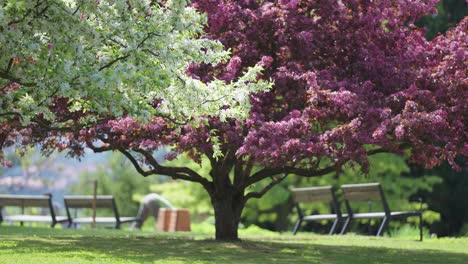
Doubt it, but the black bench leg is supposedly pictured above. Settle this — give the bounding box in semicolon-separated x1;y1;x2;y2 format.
51;221;56;228
340;217;351;235
419;214;423;242
376;217;389;236
329;219;340;235
292;219;302;235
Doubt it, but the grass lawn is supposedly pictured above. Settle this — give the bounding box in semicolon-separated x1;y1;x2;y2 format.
0;225;467;264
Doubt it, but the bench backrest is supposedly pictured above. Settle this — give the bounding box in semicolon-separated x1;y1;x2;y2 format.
292;186;335;203
341;183;390;214
0;194;58;223
64;195;120;220
0;194;51;208
291;186;341;216
64;195;115;208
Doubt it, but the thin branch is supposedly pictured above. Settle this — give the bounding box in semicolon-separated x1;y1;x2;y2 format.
30;118;84;132
86;140;112;153
137;32;162;49
37;88;59;107
0;71;36;87
119;149;158;177
245;147;389;187
158;113;189;126
6;58;13;74
72;5;80;15
98;54;130;71
133;149;211;186
9;9;33;24
244;173;288;201
245;164;337;187
107;38;128;49
0;112;24;120
142;49;160;57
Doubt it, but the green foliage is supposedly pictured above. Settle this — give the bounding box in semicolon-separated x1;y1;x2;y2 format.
417;0;467;40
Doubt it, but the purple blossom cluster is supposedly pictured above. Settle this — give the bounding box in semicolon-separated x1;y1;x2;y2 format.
186;0;466;171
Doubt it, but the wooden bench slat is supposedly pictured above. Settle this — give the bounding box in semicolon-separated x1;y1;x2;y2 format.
64;195;114;208
341;183;380;192
342;191;381;201
0;195;51;207
342;183;382;201
293;193;333;203
292;186;334;202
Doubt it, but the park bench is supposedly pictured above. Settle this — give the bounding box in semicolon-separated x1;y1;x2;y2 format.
291;186;344;235
0;194;68;227
339;183;423;241
64;195;140;229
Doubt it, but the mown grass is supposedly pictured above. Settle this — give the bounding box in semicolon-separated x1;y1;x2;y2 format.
0;225;467;264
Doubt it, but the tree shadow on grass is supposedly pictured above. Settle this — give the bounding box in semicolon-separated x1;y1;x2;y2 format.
1;235;468;264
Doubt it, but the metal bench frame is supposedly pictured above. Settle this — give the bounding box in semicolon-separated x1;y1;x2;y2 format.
291;186;344;235
0;194;67;227
64;195;139;229
339;183;423;241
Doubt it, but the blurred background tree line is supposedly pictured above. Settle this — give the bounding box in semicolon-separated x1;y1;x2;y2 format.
1;0;466;237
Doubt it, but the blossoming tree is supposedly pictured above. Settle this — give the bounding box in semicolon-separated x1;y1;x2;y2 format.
0;0;270;162
3;0;467;240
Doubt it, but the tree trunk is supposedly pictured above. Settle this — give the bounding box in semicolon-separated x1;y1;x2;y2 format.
210;192;245;241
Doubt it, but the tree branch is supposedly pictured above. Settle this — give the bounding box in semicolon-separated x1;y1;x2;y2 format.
72;5;80;15
157;113;189;125
99;54;131;71
0;71;36;87
0;112;24;120
119;149;158;176
86;140;112;153
137;32;162;49
6;58;13;74
245;164;337;187
142;49;160;57
244;147;389;187
132;149;211;187
244;173;288;201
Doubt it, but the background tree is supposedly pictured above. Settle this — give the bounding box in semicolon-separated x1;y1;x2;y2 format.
410;159;468;236
417;0;467;39
8;0;467;240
